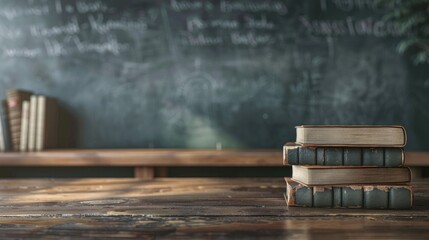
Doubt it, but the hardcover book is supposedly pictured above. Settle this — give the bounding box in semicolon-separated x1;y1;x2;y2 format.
0;100;10;152
19;101;30;152
6;89;32;151
28;95;38;151
36;96;58;151
292;165;411;185
283;143;404;167
295;125;406;147
285;178;412;209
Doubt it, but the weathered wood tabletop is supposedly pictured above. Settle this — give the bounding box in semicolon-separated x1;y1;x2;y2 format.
0;178;427;239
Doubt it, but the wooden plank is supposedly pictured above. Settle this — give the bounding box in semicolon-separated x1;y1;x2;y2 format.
134;167;155;179
0;149;426;167
405;151;429;166
0;178;425;217
0;178;426;238
0;149;283;166
156;167;169;177
410;167;423;179
0;216;428;239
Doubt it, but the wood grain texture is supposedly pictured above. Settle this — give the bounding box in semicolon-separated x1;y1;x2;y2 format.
0;149;426;168
405;152;429;166
0;178;426;238
134;167;155;179
156;167;169;177
0;149;283;166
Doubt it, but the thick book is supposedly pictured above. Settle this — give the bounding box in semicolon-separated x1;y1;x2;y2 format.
0;100;9;152
285;178;412;209
19;101;30;152
292;166;411;185
6;89;32;151
283;143;404;167
36;96;58;151
295;125;406;147
28;95;38;151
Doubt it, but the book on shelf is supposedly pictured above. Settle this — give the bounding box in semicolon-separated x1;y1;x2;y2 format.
35;96;58;151
295;125;406;147
284;178;412;209
0;100;10;152
19;101;30;152
6;89;32;151
283;143;404;167
292;165;411;185
28;95;39;151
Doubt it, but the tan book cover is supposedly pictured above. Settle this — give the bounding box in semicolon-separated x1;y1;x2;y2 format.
28;95;38;151
0;100;7;151
6;89;32;151
292;165;411;185
36;96;58;151
19;101;30;152
295;125;406;147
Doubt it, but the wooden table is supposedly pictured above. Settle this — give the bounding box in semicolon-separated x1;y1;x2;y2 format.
0;178;427;239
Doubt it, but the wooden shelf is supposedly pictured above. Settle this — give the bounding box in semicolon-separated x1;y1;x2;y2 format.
0;149;426;167
0;149;283;167
405;152;429;167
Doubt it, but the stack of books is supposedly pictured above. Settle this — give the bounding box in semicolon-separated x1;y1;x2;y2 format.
283;125;412;209
0;89;58;152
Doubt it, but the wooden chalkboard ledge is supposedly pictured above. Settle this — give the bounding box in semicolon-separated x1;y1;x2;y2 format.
0;149;283;179
0;150;426;179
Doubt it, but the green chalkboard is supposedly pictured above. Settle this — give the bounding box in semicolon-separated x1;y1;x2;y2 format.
0;0;428;150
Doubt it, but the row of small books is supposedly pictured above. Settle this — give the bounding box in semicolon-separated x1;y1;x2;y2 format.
283;125;412;209
0;89;58;152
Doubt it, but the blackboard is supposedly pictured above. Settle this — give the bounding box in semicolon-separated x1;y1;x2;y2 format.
0;0;428;150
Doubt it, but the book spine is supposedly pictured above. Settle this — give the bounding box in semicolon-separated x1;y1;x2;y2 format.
6;90;32;151
45;99;58;149
7;98;22;151
299;147;316;165
285;179;412;209
362;148;383;166
36;96;46;151
284;145;404;167
19;101;30;152
28;96;38;151
343;148;362;166
1;100;10;151
284;144;298;165
0;101;6;151
325;148;342;165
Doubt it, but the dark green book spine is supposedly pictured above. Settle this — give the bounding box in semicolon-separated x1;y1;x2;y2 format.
342;187;363;208
389;187;413;209
324;148;343;165
364;186;388;209
362;148;384;166
299;147;316;165
313;186;332;207
316;148;325;165
285;179;412;209
333;187;342;208
385;148;404;167
284;144;404;167
285;145;299;165
343;148;361;166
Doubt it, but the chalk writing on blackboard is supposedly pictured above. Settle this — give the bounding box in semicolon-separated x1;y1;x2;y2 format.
300;17;405;37
0;0;419;149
